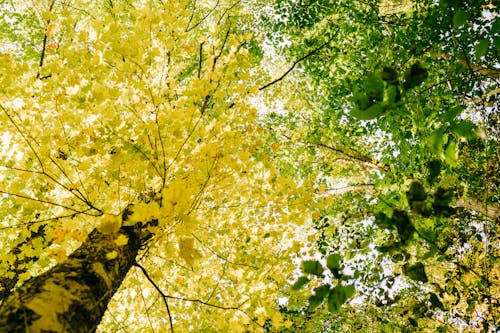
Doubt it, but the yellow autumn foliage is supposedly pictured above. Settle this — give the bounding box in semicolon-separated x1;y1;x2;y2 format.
0;0;313;332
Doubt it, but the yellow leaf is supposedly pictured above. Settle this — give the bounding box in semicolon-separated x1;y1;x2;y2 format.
97;214;121;234
176;214;196;235
106;251;118;260
271;312;284;328
45;23;58;37
114;234;129;246
127;201;160;225
178;237;202;266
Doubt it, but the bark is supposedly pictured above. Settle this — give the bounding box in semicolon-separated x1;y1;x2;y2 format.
0;224;51;303
455;198;500;220
0;225;144;333
456;59;500;79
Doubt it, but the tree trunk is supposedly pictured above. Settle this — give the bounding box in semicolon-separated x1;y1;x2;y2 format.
0;224;51;303
0;225;144;333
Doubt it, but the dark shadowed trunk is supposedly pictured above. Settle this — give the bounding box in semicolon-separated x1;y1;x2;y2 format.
0;224;145;332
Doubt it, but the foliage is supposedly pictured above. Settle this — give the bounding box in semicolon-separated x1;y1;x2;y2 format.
0;0;498;332
0;0;311;331
262;0;499;331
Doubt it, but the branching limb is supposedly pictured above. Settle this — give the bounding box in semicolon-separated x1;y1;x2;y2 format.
309;140;389;171
0;189;100;216
134;263;174;332
273;128;387;171
454;197;500;219
259;28;340;91
318;184;375;196
216;0;241;25
191;233;259;270
185;0;220;32
134;262;263;329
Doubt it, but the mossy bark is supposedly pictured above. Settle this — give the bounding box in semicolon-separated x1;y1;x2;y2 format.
0;225;143;332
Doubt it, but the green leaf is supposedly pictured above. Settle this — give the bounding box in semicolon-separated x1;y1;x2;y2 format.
403;62;428;90
453;10;468;28
291;276;310;290
451;120;477;139
429;129;445;157
444;139;458;166
308;294;324;310
392;210;414;244
327;288;341;313
308;284;330;309
352;91;373;110
495;37;500;52
430;293;444;310
364;73;384;101
327;284;355;313
350;103;385;120
302;260;324;276
433;186;454;206
326;253;342;272
418;227;437;243
443;106;463;122
379;66;399;84
491;17;500;35
385;84;400;104
427;159;442;184
406;181;426;202
374;212;391;228
342;284;355;299
423;246;439;259
475;39;489;60
403;262;428;283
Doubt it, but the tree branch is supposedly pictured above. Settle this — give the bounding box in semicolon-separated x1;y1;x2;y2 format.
134;263;262;329
259;28;339;91
134;263;174;333
319;184;375;196
36;0;57;80
454;197;500;219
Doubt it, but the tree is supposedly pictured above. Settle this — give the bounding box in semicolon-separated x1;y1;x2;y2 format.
0;1;312;331
1;0;498;332
261;0;499;331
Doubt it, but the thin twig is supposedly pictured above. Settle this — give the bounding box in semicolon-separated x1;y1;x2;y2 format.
198;42;204;79
259;28;339;91
191;233;259;270
216;0;241;25
0;103;44;170
36;0;57;79
185;0;220;32
134;262;263;329
134;263;174;333
319;184;375;196
0;189;98;215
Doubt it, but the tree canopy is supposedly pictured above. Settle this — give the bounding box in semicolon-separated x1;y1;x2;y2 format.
0;0;498;332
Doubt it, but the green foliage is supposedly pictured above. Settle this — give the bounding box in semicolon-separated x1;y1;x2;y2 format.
402;62;428;90
475;39;489;60
364;73;384;101
326;253;341;273
406;181;426;202
452;9;469;28
379;66;399;85
327;284;355;313
350;103;385;120
403;262;428;283
291;276;310;291
308;284;330;309
302;260;324;276
262;0;499;330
